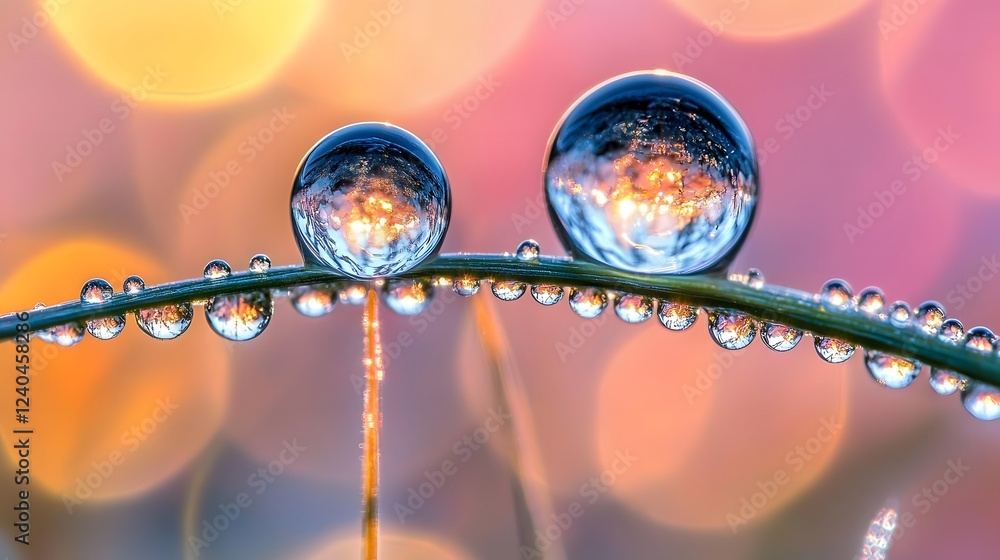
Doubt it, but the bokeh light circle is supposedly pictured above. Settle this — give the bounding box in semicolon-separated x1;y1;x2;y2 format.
49;0;320;102
0;239;230;501
596;328;849;531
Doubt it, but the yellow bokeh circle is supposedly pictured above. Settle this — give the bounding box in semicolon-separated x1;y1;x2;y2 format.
48;0;320;102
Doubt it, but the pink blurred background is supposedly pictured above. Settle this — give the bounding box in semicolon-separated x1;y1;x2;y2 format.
1;1;998;558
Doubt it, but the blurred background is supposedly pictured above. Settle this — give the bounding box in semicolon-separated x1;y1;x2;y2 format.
1;0;998;558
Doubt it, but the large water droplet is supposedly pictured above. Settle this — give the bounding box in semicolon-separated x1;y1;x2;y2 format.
531;285;563;306
340;284;368;305
965;326;997;353
453;277;480;297
568;288;607;318
857;287;885;317
290;123;450;279
815;337;855;363
204;259;231;279
614;294;653;323
123;275;145;295
761;322;801;352
205;292;273;341
136;303;194;340
887;301;911;327
961;382;1000;421
657;301;697;331
383;279;434;315
864;351;921;389
544;71;757;274
249;254;271;273
913;301;945;335
80;278;125;340
707;309;756;350
820;279;853;310
291;284;338;317
516;239;540;262
491;280;526;301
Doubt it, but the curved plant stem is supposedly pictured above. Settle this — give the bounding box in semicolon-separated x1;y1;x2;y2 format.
361;288;382;560
1;254;998;385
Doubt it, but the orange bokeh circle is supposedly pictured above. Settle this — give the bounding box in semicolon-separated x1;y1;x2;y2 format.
0;239;230;503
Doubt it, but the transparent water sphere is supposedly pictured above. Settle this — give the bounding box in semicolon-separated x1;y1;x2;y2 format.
707;309;756;350
291;123;451;279
568;288;607;318
864;351;921;389
291;284;338;317
544;71;758;275
657;301;697;331
962;383;1000;421
613;294;653;323
205;292;273;341
136;303;194;340
383;279;434;316
516;240;541;262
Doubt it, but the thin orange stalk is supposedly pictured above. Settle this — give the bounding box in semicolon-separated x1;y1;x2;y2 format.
362;287;383;560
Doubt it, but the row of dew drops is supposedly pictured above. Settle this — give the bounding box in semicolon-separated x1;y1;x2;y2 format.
32;240;999;422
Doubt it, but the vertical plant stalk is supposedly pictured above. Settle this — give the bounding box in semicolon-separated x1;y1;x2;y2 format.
473;298;565;560
362;287;383;560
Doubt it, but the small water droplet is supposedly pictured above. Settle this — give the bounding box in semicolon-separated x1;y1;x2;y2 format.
887;301;911;327
516;240;540;262
340;284;368;305
291;123;451;279
961;382;1000;421
249;254;271;273
929;370;966;396
291;284;338;317
761;323;802;352
857;287;885;317
820;279;853;310
205;292;273;341
614;294;653;323
136;303;194;340
707;309;756;350
657;301;697;331
745;268;765;289
531;285;563;306
864;351;921;389
453;277;480;297
87;315;126;341
123;275;145;294
204;259;231;279
544;71;757;274
913;301;945;335
491;280;526;301
568;288;607;318
815;337;855;363
965;326;996;353
80;278;113;304
383;279;434;315
49;323;85;347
